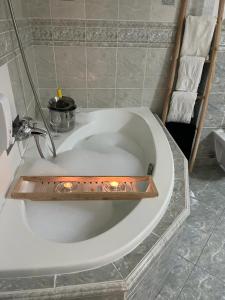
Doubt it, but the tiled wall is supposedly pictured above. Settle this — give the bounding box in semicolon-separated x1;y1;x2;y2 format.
0;0;37;119
0;0;33;210
24;0;225;162
1;0;225;162
0;0;207;116
0;0;43;208
26;0;189;114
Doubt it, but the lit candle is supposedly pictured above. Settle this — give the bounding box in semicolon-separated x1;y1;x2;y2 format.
110;181;119;191
63;182;73;191
110;181;119;187
63;182;73;188
103;181;124;192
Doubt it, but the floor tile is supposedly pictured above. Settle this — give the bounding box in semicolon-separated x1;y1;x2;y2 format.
207;165;225;196
186;196;223;233
169;224;210;264
189;164;214;196
155;256;194;300
190;158;222;184
195;184;225;211
198;214;225;283
178;265;225;300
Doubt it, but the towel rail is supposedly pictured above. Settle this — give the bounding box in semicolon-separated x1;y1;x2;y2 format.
161;0;225;172
189;0;225;171
161;0;189;124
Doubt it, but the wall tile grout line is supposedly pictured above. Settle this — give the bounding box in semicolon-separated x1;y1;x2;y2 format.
84;1;88;108
114;0;120;108
53;274;57;289
49;1;59;90
32;44;41;103
141;48;149;106
17;50;29;115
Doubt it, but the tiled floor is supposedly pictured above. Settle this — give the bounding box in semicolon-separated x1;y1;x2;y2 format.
155;161;225;299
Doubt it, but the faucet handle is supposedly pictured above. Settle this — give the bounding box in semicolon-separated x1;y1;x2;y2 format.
22;116;33;122
21;116;33;123
21;118;40;131
20;116;33;128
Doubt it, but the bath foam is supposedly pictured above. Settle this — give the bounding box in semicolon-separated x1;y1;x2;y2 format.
23;132;144;243
54;132;146;176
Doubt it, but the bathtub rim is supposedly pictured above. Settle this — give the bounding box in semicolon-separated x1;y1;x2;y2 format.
0;107;174;276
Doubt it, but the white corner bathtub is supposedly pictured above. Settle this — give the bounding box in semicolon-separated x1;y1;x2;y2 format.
0;107;174;276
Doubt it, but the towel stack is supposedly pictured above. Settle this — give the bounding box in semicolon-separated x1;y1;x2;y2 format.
167;16;217;124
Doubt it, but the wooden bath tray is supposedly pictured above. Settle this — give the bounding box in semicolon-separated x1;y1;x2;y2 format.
10;176;158;201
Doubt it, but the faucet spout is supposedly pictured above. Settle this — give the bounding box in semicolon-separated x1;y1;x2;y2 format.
30;127;47;137
13;117;51;159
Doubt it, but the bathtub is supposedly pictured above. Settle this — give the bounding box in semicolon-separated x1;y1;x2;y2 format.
0;107;174;276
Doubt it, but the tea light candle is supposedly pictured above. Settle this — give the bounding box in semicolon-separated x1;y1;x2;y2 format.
110;181;119;190
58;182;73;193
63;182;73;189
102;181;126;192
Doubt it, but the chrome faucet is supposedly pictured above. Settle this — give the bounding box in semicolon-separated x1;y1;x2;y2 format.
15;117;47;140
14;117;48;158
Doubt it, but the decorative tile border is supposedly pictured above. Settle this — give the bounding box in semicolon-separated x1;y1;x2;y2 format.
0;115;189;299
30;18;225;48
2;18;225;53
87;27;117;42
30;19;177;47
29;18;225;48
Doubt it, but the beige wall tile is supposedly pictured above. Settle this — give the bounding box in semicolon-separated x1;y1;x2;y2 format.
119;0;151;21
39;88;55;107
50;0;85;19
142;88;167;114
150;0;179;22
117;48;147;88
0;0;9;20
24;0;50;18
62;88;87;108
86;0;118;20
8;56;27;117
88;89;115;108
34;45;57;88
54;46;86;88
144;48;172;89
18;46;38;108
87;47;116;88
116;89;142;107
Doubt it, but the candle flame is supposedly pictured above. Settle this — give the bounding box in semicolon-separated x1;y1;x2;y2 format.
63;182;73;189
110;181;119;188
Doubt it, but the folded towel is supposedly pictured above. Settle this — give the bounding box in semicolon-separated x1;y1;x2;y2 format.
176;56;205;92
181;16;217;58
167;91;197;123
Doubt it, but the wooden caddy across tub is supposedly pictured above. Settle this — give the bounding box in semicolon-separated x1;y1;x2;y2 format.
10;176;158;201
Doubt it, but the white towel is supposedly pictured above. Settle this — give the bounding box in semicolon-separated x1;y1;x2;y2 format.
167;91;197;123
181;16;217;58
176;56;205;92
